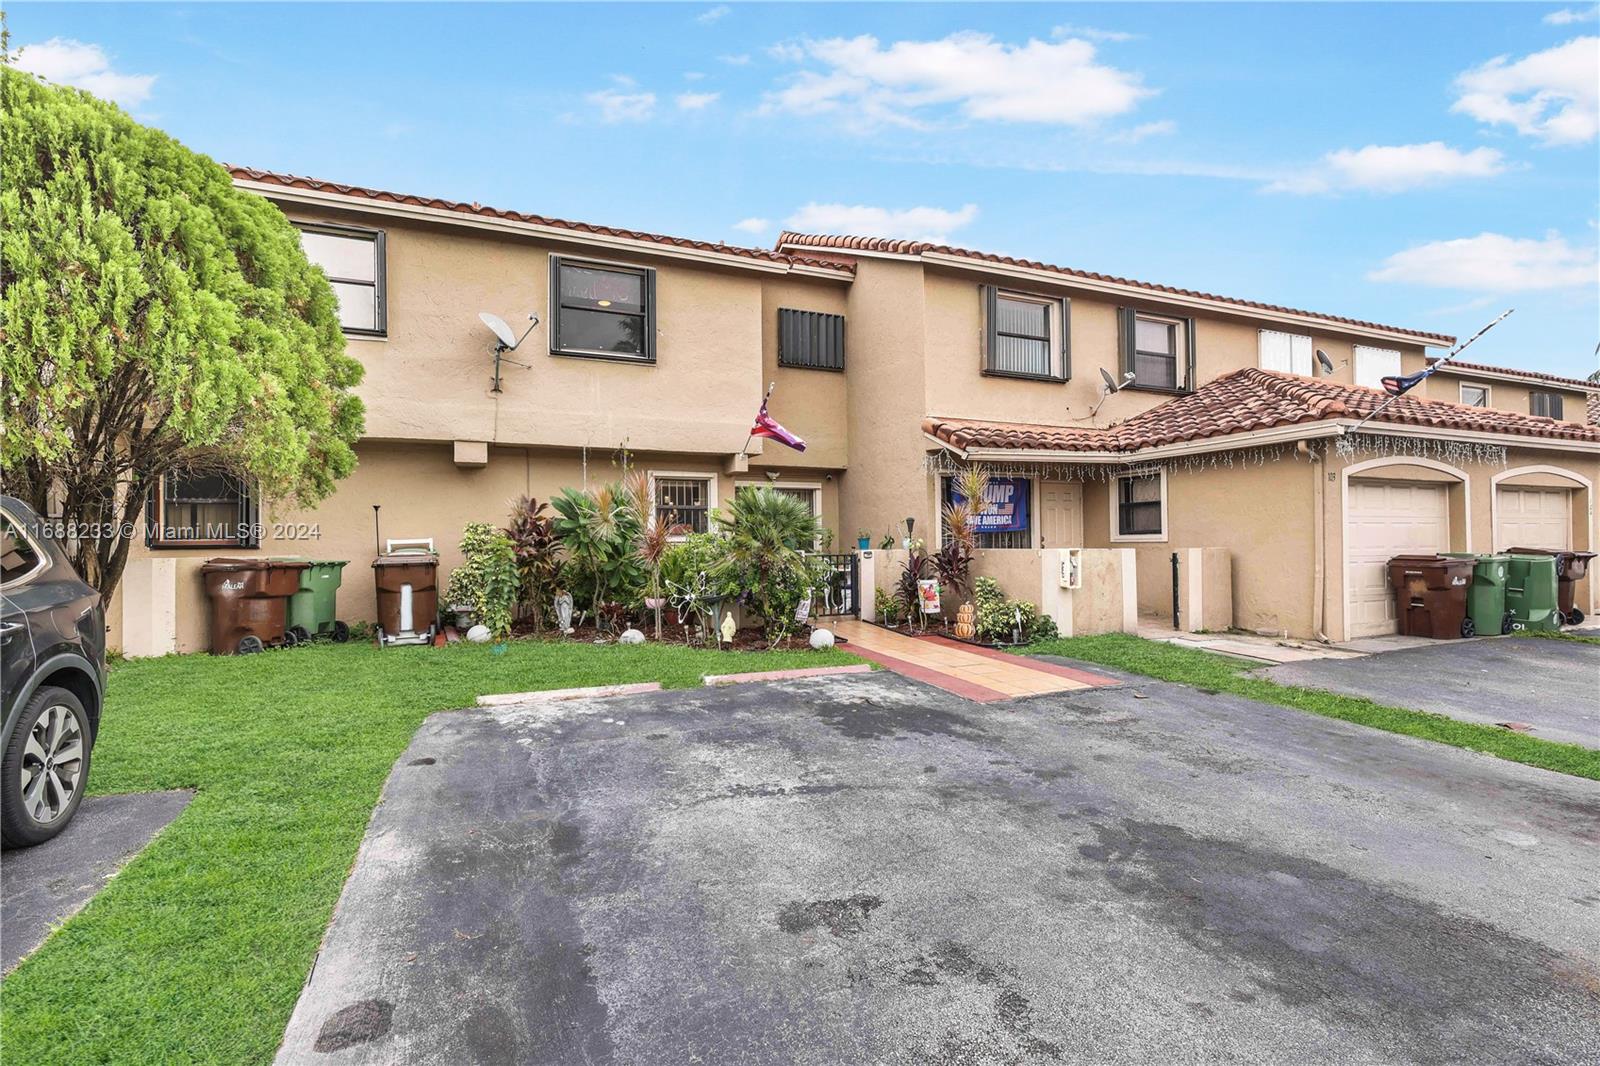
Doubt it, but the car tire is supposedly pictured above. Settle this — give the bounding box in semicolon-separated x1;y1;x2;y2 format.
2;686;93;848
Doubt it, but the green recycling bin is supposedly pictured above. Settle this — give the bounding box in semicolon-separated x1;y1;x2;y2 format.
1504;553;1560;634
1443;553;1513;636
279;559;350;643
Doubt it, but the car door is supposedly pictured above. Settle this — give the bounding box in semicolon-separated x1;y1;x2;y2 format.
1;515;46;708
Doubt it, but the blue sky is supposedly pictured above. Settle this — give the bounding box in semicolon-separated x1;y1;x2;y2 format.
11;2;1599;376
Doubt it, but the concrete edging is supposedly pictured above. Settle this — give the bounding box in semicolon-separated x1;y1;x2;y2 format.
475;682;663;706
702;664;874;686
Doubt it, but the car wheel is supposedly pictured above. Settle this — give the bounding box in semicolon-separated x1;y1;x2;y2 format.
2;686;93;848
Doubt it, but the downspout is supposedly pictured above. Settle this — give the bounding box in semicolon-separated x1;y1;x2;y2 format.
1304;439;1330;643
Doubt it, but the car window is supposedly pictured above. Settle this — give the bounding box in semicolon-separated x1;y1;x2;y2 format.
2;517;44;585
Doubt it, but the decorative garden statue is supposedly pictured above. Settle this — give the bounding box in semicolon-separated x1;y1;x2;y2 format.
554;591;574;635
719;611;737;646
954;602;976;640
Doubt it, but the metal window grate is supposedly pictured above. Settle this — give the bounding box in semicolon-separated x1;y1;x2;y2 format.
148;471;257;547
656;477;709;534
778;308;845;370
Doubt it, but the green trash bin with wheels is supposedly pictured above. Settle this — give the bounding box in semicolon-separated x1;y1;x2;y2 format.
279;559;350;643
1504;553;1560;634
1443;553;1512;636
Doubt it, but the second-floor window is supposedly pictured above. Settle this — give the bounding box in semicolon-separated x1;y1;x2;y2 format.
1259;330;1312;376
298;224;385;336
1354;345;1401;390
551;256;656;362
777;309;846;370
1120;309;1194;392
1460;383;1490;407
1530;391;1564;419
983;288;1068;381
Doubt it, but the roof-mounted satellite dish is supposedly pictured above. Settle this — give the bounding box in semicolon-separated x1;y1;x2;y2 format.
1315;348;1335;375
477;311;539;393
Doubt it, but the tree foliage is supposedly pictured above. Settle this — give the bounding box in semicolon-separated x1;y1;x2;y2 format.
0;66;363;599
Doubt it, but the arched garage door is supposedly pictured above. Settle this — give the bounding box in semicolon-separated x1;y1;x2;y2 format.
1495;487;1570;552
1346;479;1449;638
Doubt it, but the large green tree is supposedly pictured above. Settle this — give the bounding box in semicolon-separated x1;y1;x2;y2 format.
0;65;363;601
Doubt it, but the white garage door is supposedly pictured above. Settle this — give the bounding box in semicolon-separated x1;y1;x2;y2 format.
1347;479;1449;638
1496;487;1570;552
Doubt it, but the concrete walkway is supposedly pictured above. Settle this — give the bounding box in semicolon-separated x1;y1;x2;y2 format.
830;619;1115;702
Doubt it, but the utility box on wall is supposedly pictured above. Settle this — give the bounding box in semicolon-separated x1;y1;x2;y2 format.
1039;548;1137;637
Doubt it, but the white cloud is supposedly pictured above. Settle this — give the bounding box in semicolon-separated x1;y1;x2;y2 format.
1105;119;1176;144
732;217;770;234
1368;232;1597;290
13;37;156;107
1544;6;1598;25
783;202;979;243
1051;24;1140;43
683;70;706;81
719;53;753;66
1451;36;1599;144
587;87;656;123
696;5;730;25
675;91;720;111
761;32;1153;129
1265;142;1508;194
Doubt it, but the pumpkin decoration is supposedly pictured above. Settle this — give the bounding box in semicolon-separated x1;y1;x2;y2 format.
954;602;977;640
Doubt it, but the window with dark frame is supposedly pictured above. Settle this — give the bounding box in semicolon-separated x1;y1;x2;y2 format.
551;257;656;362
146;471;258;548
1120;309;1193;393
655;477;709;535
1530;391;1564;419
942;476;1032;549
297;224;385;335
1116;474;1163;537
778;309;846;370
984;287;1066;380
1460;384;1489;408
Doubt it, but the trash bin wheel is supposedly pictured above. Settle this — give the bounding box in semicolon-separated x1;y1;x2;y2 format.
237;635;264;655
1460;617;1476;639
290;625;313;645
332;620;351;643
1570;607;1586;626
281;629;299;649
1500;611;1514;635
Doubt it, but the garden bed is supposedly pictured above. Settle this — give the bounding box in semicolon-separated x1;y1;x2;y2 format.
505;619;826;653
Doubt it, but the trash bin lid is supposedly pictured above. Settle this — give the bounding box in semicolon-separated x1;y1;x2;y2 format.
373;554;438;567
201;557;307;572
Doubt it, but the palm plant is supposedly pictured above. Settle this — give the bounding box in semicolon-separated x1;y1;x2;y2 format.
712;486;824;644
626;471;671;639
933;464;990;607
551;482;643;632
505;496;562;633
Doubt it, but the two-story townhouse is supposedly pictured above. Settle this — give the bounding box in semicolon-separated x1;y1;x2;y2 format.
108;170;1600;653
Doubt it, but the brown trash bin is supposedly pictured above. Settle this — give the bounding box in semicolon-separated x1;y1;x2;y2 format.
1507;548;1597;625
372;551;439;646
201;558;309;655
1387;555;1475;638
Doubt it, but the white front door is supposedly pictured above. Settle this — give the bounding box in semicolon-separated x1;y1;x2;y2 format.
1496;487;1571;551
1039;482;1082;549
1346;479;1449;638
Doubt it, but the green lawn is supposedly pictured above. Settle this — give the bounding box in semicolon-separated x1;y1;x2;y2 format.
1;639;861;1065
1023;633;1600;782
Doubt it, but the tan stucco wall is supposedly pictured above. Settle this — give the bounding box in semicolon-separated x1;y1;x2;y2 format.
109;440;843;654
759;277;850;471
1412;371;1589;426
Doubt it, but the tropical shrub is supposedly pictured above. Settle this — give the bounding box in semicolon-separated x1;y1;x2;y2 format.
933;465;989;605
660;533;736;644
712;487;827;643
551;483;644;628
445;523;519;639
972;576;1055;643
505;495;562;632
896;546;932;630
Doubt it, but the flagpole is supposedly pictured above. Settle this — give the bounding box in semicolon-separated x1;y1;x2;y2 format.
1347;309;1513;436
740;380;776;459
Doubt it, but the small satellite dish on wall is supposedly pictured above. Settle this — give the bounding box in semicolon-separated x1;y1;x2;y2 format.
1315;348;1335;375
477;311;539;392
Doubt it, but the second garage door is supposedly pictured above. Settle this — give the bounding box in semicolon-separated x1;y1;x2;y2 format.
1347;479;1449;638
1495;487;1570;552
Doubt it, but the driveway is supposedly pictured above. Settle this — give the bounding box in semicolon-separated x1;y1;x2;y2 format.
277;671;1600;1065
1264;636;1600;748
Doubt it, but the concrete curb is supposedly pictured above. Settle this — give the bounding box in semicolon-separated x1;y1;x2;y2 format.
702;664;874;686
475;682;663;706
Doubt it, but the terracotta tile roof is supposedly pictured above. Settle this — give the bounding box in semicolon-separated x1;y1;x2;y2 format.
1589;393;1599;427
1424;357;1600;392
923;368;1600;455
228;167;855;276
777;232;1452;344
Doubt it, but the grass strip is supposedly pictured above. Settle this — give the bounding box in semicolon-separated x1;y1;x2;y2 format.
1022;633;1600;782
1;639;861;1064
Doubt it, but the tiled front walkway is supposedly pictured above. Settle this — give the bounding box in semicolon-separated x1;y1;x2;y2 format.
828;619;1117;703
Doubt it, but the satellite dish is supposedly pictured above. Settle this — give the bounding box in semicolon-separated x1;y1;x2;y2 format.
1315;348;1334;375
479;311;519;350
1099;367;1121;394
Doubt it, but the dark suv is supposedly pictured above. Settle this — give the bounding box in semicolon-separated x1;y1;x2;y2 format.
2;496;106;847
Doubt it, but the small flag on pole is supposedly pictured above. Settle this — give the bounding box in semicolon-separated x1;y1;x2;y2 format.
1380;367;1431;397
750;394;806;452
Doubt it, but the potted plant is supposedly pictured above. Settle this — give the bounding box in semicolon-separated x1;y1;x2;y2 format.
857;529;871;550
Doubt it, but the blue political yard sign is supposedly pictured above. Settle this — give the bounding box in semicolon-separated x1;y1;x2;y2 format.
952;477;1029;533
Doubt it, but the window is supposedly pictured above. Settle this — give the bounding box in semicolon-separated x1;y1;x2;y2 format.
146;471;258;548
1119;309;1193;392
1353;345;1401;390
298;224;385;335
983;287;1069;380
1460;383;1490;408
1;517;45;586
778;309;845;370
943;476;1033;549
1259;330;1313;376
551;256;656;362
738;482;821;518
653;475;712;535
1530;391;1565;419
1112;471;1166;541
